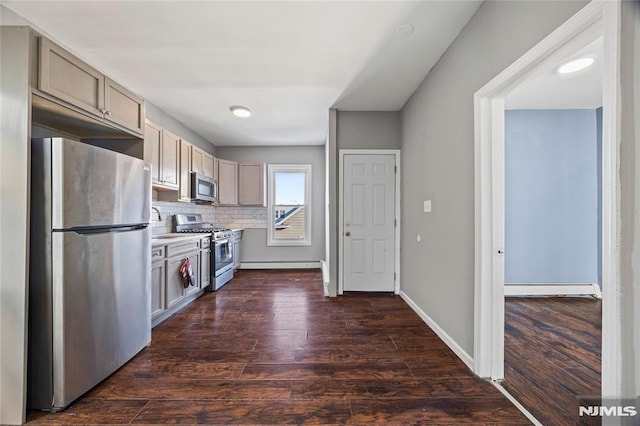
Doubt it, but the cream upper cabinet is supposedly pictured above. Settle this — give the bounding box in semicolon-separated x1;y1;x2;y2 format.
144;121;179;190
203;153;214;179
179;139;192;202
104;77;144;134
38;37;144;135
217;159;238;205
38;37;104;117
144;121;163;185
191;146;204;175
238;162;266;206
160;129;180;189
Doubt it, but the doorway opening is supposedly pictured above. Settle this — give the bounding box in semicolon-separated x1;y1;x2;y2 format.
473;0;620;417
499;35;603;423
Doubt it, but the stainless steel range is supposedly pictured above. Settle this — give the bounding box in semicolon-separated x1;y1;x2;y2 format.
174;214;234;290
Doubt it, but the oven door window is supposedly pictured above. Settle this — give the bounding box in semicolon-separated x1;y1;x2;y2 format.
215;240;233;272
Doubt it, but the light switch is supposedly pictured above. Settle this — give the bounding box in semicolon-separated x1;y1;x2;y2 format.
417;234;421;242
423;200;432;213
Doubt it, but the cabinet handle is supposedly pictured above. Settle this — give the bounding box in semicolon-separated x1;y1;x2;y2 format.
105;110;112;116
99;109;107;114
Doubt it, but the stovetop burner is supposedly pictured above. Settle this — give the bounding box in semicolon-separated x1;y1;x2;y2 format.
173;213;231;236
178;227;230;233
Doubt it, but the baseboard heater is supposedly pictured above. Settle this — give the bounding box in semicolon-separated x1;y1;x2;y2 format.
504;283;601;298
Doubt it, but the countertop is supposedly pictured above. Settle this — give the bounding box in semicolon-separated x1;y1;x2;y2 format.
151;233;205;247
151;229;243;247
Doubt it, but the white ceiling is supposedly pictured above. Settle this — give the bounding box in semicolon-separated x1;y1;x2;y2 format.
506;37;603;110
1;1;481;147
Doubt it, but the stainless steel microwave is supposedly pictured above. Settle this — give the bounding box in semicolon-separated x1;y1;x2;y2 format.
191;172;217;203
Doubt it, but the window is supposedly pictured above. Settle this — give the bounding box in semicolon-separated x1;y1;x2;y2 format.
267;164;311;246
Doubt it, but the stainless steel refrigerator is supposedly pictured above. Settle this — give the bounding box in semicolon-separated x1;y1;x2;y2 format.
28;138;152;411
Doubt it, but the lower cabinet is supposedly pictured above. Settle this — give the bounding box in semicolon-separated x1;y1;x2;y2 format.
232;230;242;270
166;256;186;309
151;237;207;327
201;243;211;289
151;260;165;318
233;238;241;270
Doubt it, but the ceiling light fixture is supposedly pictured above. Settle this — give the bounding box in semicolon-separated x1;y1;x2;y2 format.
556;57;595;74
229;105;252;118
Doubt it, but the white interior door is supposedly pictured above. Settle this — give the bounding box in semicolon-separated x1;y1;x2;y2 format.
343;154;396;292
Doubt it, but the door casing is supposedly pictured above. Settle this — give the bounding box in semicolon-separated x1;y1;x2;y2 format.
473;0;621;402
338;149;401;295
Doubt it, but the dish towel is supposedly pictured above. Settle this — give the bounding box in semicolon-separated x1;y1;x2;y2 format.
179;258;195;288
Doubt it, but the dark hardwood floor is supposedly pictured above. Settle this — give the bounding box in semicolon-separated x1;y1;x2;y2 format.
28;270;529;424
503;297;602;426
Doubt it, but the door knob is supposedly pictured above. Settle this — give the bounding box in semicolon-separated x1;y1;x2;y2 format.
345;232;351;236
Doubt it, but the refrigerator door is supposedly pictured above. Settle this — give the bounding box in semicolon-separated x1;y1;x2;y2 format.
50;138;151;229
50;226;151;409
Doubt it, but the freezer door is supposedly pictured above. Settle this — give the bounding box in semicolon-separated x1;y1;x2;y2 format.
50;226;151;409
50;138;151;229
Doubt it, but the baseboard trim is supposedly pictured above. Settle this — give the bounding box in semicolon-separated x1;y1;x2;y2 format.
240;262;321;270
399;290;474;371
320;260;330;297
492;381;543;426
504;283;601;298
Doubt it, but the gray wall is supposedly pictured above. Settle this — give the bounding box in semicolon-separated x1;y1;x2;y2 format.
325;110;401;295
336;111;401;149
505;109;599;285
216;146;325;263
0;26;31;425
619;0;640;401
146;102;216;155
399;0;588;356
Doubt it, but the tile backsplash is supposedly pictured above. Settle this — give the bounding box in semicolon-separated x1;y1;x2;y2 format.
151;202;216;235
151;202;267;235
215;206;267;230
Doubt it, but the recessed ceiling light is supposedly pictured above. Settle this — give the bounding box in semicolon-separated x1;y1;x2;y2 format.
229;105;252;118
557;57;595;74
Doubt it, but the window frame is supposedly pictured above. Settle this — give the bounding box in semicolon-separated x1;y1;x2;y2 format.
267;164;312;246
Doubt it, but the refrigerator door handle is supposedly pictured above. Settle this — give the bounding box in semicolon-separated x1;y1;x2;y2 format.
65;224;149;236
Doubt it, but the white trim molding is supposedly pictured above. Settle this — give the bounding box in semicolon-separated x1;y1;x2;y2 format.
338;149;401;295
320;260;330;296
400;291;474;371
491;382;544;426
266;164;312;247
504;283;602;298
240;262;321;270
474;0;620;395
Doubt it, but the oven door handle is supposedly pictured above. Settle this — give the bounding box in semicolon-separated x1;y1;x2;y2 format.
215;239;230;245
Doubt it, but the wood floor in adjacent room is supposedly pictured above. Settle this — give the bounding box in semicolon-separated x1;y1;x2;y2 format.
28;269;529;425
503;297;602;426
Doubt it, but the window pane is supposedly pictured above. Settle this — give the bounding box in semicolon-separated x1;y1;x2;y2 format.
274;206;305;239
275;172;305;205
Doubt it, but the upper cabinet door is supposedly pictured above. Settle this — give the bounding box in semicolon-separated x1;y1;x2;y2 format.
104;77;145;134
38;37;104;117
144;121;163;185
218;159;238;205
203;153;214;179
191;146;204;174
179;140;192;202
238;163;266;206
161;130;180;189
